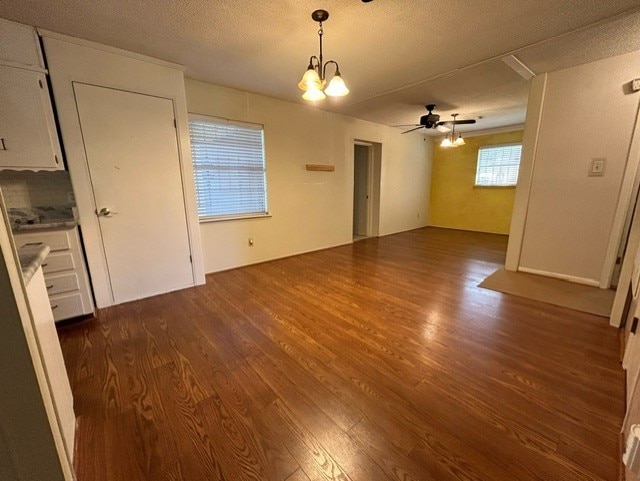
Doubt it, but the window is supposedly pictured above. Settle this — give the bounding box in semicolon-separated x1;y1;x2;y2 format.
475;143;522;187
188;115;268;220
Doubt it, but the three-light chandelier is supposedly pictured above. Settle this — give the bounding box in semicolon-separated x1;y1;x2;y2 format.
298;10;349;101
440;114;466;148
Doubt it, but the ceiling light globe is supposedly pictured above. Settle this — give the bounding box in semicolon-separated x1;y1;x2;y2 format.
298;68;322;91
302;87;326;101
454;135;465;146
440;137;452;148
325;74;349;97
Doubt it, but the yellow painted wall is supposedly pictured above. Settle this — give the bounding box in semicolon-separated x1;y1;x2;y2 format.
429;130;523;234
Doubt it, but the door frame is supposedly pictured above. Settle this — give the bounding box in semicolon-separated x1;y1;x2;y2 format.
41;33;205;308
354;141;373;238
0;194;75;480
353;139;381;239
601;104;640;290
73;82;196;305
609;104;640;326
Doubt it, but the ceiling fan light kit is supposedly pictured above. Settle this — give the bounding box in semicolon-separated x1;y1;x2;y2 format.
298;10;349;101
440;114;467;148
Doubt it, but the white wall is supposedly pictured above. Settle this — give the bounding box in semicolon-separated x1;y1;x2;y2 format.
185;79;432;273
508;50;640;285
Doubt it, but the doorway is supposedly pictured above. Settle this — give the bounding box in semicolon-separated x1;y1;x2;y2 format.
353;141;381;241
353;143;370;240
74;83;194;305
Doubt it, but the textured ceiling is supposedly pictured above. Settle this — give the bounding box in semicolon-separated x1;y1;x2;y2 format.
1;0;640;132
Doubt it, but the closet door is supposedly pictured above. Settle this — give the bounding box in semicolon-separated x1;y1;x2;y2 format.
74;83;194;304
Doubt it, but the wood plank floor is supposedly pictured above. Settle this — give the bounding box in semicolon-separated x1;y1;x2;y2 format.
58;227;625;481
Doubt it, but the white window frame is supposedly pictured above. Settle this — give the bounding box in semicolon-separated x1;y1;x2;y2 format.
475;143;522;187
188;114;269;222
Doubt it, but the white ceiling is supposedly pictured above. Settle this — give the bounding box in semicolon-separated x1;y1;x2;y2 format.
2;1;640;133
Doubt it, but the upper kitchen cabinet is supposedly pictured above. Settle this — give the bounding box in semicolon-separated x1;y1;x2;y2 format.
0;19;63;171
0;18;44;71
0;66;63;170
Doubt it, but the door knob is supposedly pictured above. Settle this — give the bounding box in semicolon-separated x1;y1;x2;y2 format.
97;207;116;217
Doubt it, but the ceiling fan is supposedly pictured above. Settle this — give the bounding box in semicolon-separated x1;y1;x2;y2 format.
396;104;476;134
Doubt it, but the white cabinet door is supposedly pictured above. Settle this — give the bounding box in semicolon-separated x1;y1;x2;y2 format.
74;84;194;304
0;66;63;170
0;18;44;70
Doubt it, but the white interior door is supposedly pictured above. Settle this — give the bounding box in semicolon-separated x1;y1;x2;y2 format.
74;84;193;304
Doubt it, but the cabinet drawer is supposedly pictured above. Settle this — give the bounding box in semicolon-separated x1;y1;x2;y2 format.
42;252;75;274
15;229;71;252
50;293;85;322
44;272;79;295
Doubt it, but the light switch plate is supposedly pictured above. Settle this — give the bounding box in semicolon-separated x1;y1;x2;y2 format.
589;158;606;177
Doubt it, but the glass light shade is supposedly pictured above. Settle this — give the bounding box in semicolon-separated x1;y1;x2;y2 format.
302;87;326;101
440;137;453;147
325;74;349;97
454;135;465;146
298;68;322;91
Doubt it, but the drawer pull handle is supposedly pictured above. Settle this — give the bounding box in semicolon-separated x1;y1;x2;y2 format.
24;242;43;247
51;305;59;310
42;263;48;267
46;285;54;290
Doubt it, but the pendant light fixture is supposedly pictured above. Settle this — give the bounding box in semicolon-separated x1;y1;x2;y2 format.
298;10;349;101
440;114;466;148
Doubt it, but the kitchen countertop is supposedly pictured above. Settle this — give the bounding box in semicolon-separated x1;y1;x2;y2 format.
12;219;77;231
8;206;78;232
18;244;50;285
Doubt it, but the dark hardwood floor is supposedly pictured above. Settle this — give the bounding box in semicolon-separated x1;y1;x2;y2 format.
58;227;625;481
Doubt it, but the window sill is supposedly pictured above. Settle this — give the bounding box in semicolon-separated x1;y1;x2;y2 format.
473;185;516;189
199;212;272;224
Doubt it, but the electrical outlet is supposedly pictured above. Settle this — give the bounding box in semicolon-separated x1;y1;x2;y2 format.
633;78;640;92
248;237;254;246
589;158;605;177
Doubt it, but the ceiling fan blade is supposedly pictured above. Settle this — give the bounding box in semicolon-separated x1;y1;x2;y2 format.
402;126;425;134
435;125;451;133
439;119;477;125
392;124;421;128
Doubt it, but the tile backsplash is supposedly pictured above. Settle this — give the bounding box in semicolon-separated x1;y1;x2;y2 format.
0;170;75;208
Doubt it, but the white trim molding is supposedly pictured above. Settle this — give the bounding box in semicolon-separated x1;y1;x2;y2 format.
505;73;548;271
518;266;600;287
600;102;640;288
37;29;185;71
455;124;525;139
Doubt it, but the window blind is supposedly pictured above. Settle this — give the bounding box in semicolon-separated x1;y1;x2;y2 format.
475;144;522;186
189;117;268;219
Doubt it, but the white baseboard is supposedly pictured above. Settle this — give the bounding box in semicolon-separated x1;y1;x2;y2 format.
517;266;601;287
426;223;509;236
